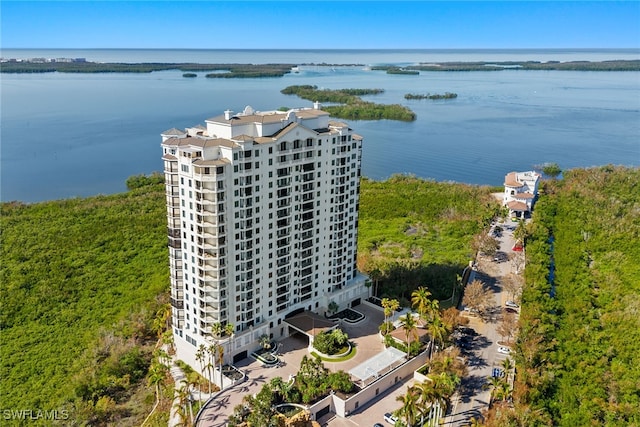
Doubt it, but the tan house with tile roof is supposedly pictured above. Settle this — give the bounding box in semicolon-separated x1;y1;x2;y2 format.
503;171;540;218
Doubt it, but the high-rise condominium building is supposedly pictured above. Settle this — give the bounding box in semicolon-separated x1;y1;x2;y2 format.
161;104;368;376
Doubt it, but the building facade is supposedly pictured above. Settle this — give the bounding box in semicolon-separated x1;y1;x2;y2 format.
161;104;368;379
503;171;540;218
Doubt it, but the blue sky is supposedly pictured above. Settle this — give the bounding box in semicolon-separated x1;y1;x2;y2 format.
2;1;639;49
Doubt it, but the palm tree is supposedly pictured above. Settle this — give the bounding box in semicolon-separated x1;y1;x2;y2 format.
195;346;206;401
382;298;400;326
258;334;271;351
206;343;217;392
196;344;206;369
427;315;447;358
176;379;193;426
417;379;438;411
147;362;167;404
495;380;512;403
328;301;339;316
411;286;432;321
211;322;223;339
501;357;514;382
431;372;459;412
485;376;504;406
396;385;422;427
399;313;418;359
205;359;214;394
224;323;235;365
217;343;225;388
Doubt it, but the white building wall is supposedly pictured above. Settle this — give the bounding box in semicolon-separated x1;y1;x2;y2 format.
162;105;367;380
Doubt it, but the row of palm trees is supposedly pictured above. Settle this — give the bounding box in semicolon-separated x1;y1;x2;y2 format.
382;287;451;360
395;372;460;427
387;287;465;426
195;322;235;393
486;357;514;406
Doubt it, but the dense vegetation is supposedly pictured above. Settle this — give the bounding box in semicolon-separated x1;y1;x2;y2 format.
281;85;416;121
0;179;169;425
4;60;638;75
0;173;498;423
406;60;640;72
405;92;458;100
495;166;640;426
0;61;295;77
357;175;500;304
371;66;420;75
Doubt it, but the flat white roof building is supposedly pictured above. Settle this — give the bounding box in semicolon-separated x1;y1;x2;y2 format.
161;104;368;381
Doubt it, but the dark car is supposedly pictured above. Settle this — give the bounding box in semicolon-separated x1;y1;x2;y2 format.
459;327;478;336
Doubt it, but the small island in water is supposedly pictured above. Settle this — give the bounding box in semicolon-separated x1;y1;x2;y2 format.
405;92;458;100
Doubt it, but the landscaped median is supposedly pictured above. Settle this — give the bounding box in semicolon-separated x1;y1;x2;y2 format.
310;341;356;362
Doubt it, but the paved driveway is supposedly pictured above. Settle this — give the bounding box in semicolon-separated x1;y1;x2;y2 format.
196;304;386;426
444;219;522;426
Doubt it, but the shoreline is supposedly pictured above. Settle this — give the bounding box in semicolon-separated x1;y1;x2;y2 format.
2;59;639;74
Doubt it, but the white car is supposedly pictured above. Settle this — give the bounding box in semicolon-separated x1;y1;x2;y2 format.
384;413;398;424
497;346;511;354
505;301;519;309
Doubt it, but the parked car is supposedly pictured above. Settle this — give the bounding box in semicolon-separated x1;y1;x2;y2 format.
459;327;478;336
497;346;511;354
384;413;398;424
505;301;519;309
504;307;518;314
492;367;505;378
374;424;385;427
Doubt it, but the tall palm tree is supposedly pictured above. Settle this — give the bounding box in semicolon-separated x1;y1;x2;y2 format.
419;372;459;424
425;298;440;322
417;379;439;413
399;313;418;359
427;315;447;358
382;298;400;326
176;379;193;426
205;359;214;394
195;345;206;392
431;372;459;410
411;286;432;320
485;376;504;406
147;362;167;405
501;357;514;382
217;342;225;387
195;345;206;400
495;380;512;403
396;385;422;427
206;343;217;392
224;323;235;365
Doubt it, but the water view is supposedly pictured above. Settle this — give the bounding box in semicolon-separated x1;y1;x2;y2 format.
2;49;639;202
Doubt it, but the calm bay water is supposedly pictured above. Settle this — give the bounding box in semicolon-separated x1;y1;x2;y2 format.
2;49;639;202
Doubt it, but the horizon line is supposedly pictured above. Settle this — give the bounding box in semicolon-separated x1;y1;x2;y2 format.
4;47;640;51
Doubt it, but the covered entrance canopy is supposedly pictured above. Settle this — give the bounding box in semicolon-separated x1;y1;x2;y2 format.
349;347;406;387
284;311;338;340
